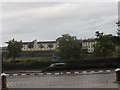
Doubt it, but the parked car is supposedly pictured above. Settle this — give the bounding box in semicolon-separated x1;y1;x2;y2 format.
50;63;66;68
41;63;66;72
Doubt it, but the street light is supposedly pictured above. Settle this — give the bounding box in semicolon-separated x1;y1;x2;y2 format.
0;47;2;89
0;47;2;74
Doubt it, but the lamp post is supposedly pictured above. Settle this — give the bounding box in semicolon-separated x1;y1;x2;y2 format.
0;47;2;89
0;47;2;74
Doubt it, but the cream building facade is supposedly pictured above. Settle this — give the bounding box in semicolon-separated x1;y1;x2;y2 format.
22;39;96;54
82;39;96;53
22;40;58;51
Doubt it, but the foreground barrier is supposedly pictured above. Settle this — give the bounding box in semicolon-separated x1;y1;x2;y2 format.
115;68;120;82
1;73;7;89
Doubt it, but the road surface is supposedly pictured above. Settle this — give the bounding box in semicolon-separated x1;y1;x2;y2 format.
6;72;120;88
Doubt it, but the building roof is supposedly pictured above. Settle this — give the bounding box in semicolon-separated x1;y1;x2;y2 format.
82;38;96;42
6;39;96;45
22;41;57;45
37;41;57;44
1;47;9;52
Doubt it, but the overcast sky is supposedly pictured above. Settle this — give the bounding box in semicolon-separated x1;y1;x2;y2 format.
1;1;118;46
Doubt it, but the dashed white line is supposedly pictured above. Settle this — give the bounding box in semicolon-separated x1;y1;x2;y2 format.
55;73;59;75
6;74;10;76
60;72;63;74
82;71;87;74
47;73;52;75
30;73;35;75
74;71;79;74
21;73;26;76
106;70;111;72
5;70;114;76
66;72;71;74
98;70;103;73
13;74;18;76
90;71;95;73
38;73;43;75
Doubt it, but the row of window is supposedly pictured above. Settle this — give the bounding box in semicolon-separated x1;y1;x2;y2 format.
22;42;96;51
22;45;56;50
88;48;94;52
82;45;94;49
82;42;95;45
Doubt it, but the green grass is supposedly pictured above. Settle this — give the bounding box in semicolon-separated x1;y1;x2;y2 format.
4;56;52;62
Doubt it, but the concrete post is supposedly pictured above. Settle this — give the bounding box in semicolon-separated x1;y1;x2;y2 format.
115;68;120;82
1;73;7;89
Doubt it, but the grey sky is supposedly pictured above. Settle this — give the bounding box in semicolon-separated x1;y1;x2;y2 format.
1;2;118;46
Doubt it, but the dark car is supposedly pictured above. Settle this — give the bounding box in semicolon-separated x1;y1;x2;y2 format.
50;63;66;67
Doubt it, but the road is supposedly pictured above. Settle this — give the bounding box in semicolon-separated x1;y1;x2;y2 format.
6;72;120;88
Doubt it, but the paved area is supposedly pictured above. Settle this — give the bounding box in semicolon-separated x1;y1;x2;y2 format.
6;72;120;88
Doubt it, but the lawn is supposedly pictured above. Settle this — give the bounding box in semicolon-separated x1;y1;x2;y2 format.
4;56;52;62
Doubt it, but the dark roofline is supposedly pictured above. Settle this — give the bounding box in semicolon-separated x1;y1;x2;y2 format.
82;39;96;42
22;41;57;45
6;39;96;45
37;41;57;44
22;42;32;44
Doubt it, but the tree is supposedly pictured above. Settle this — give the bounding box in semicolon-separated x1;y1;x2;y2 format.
95;31;103;37
56;34;82;60
7;39;23;62
117;29;120;37
93;31;115;59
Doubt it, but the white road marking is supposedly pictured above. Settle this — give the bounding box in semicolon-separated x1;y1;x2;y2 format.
82;71;87;73
74;72;79;74
55;73;59;75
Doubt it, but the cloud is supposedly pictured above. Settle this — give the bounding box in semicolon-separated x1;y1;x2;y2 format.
2;2;118;46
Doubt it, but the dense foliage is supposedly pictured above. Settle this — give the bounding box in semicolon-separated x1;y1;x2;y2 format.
7;39;23;62
56;34;82;60
93;31;115;59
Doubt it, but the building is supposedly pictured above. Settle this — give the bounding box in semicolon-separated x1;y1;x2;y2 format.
21;39;96;56
22;40;57;51
21;40;57;57
2;39;96;57
82;39;96;54
22;39;96;53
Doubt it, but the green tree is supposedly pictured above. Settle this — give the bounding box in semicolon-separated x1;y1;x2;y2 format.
93;31;115;59
56;34;82;60
117;29;120;37
7;39;23;62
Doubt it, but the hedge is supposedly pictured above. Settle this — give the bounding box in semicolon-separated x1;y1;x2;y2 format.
3;57;120;71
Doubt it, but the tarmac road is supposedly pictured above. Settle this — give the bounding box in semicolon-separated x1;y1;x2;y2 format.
6;72;120;88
